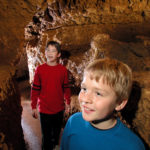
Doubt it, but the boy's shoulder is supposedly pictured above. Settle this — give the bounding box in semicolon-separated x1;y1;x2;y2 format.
36;63;46;70
57;64;68;74
70;112;82;118
116;119;145;149
58;64;67;70
36;63;67;73
68;112;83;123
66;112;86;130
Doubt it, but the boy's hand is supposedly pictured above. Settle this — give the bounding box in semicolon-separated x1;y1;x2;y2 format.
32;109;38;119
65;104;70;113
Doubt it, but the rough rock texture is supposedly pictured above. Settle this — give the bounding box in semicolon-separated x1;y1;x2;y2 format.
0;0;42;65
0;0;40;149
132;72;150;147
0;66;25;149
25;0;150;83
0;0;150;149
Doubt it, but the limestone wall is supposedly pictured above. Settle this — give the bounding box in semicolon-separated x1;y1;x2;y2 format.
0;0;42;149
0;66;25;149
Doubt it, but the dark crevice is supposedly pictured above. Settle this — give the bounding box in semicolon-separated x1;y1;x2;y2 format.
73;0;76;5
141;11;145;17
32;16;41;24
130;49;143;57
68;1;71;9
31;31;40;36
44;8;53;22
56;1;62;17
64;0;68;5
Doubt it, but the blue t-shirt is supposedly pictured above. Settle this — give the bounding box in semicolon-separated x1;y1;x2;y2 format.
60;112;145;150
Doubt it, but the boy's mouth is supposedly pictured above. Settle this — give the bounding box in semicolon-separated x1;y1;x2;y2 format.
48;56;53;58
81;102;94;112
83;106;95;115
47;56;54;60
84;106;92;111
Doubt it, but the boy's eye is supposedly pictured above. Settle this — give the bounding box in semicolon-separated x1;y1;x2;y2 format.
47;49;57;52
81;87;87;92
51;50;57;52
96;92;101;96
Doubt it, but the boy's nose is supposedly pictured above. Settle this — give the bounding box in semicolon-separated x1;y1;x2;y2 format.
80;92;93;104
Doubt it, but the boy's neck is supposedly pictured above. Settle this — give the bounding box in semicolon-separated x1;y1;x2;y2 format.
46;61;59;66
91;118;117;130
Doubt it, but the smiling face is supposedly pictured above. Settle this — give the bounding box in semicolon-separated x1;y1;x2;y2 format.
45;45;61;65
79;72;124;129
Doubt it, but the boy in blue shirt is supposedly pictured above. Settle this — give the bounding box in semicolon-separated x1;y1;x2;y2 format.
60;58;145;150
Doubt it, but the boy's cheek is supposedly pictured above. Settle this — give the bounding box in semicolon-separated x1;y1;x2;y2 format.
78;93;85;105
78;95;81;103
78;93;82;103
78;91;83;97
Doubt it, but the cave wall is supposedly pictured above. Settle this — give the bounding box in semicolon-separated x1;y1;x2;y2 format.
0;66;25;149
25;0;150;82
0;0;150;149
0;0;42;149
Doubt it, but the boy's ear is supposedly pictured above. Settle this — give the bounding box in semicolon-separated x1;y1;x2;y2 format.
57;53;61;58
45;50;47;55
115;99;128;111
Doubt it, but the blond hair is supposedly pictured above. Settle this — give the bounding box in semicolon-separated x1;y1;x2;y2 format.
84;58;132;101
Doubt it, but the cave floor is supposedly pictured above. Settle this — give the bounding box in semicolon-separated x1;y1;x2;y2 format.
21;100;42;150
20;80;60;150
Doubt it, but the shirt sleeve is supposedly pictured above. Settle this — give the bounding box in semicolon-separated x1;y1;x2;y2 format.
30;67;41;109
63;69;71;105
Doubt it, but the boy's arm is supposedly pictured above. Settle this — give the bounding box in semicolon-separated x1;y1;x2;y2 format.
63;69;71;106
31;67;41;114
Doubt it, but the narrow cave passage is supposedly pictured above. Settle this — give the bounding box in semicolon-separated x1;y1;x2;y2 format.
18;79;42;150
19;78;62;150
16;45;64;149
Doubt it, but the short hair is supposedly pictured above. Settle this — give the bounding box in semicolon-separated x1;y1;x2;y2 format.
46;41;61;53
84;58;132;101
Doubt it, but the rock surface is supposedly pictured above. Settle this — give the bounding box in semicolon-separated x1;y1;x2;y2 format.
0;66;25;149
0;0;39;149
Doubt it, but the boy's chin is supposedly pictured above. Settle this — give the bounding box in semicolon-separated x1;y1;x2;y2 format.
82;113;95;122
82;112;115;125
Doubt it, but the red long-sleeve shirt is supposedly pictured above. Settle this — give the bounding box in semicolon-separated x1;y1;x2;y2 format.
31;63;71;114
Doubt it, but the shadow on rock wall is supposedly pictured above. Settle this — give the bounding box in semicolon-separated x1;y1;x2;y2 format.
121;81;149;149
121;81;141;125
61;50;81;96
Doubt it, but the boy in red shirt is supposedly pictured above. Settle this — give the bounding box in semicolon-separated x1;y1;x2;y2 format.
31;41;71;150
